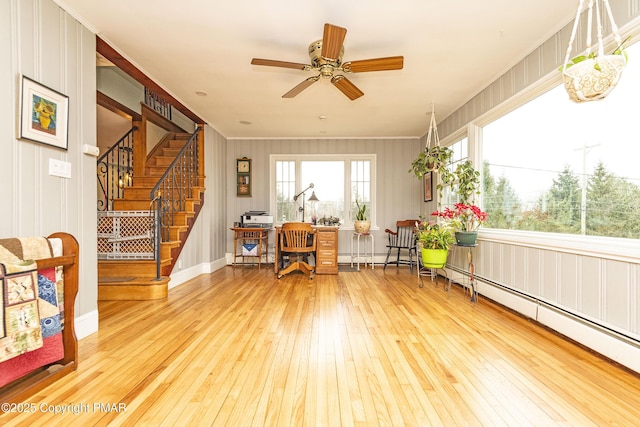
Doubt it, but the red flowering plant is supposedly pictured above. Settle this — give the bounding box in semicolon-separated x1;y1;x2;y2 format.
431;203;488;232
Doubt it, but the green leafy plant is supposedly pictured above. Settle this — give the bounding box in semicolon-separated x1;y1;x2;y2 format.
355;199;368;221
415;219;455;250
454;160;481;205
317;215;341;226
409;145;456;201
561;35;631;71
409;145;454;180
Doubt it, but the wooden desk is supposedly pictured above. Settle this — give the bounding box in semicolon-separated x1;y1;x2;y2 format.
230;227;269;270
274;225;338;275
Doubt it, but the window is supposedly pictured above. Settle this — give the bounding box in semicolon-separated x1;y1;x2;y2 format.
482;43;640;239
271;155;375;226
440;137;469;207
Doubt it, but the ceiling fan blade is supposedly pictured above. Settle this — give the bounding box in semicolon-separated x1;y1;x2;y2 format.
321;23;347;61
331;75;364;100
282;76;320;98
251;58;309;70
343;56;404;73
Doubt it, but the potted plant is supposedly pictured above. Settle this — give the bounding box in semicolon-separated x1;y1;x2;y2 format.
560;17;630;103
562;44;628;102
415;219;455;268
454;160;481;205
317;215;341;226
409;145;455;182
432;203;488;246
409;145;456;202
354;199;371;233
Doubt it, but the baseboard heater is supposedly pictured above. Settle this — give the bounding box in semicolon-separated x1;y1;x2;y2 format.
450;271;640;374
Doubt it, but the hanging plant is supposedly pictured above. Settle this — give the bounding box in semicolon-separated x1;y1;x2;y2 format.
560;0;628;103
409;108;456;198
409;145;453;179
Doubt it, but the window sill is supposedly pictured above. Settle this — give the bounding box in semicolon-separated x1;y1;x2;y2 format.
479;228;640;264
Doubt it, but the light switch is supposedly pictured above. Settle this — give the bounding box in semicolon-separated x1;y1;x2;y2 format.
49;158;72;178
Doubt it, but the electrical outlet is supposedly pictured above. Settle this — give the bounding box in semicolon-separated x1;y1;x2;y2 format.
178;260;183;269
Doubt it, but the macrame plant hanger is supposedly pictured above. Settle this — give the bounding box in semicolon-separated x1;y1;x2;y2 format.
561;0;626;102
425;106;440;171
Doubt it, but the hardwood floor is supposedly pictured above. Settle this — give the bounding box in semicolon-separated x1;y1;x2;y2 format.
3;266;640;426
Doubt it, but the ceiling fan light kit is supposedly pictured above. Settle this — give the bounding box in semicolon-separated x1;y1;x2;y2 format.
251;23;404;100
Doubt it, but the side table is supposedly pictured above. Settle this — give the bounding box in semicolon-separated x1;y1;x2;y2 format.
449;244;478;302
350;232;374;270
230;227;269;270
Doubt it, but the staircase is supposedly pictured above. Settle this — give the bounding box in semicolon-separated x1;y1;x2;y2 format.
97;131;205;300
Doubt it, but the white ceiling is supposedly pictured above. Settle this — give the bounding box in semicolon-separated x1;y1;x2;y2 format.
55;0;578;139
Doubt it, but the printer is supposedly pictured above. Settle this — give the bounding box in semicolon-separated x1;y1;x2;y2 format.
241;211;273;228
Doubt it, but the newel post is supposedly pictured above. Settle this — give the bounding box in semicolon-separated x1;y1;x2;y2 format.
133;116;146;178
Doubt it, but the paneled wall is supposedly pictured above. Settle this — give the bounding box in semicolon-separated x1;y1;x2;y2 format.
436;0;640;370
439;0;640;137
226;137;425;257
173;125;229;280
1;0;98;335
445;239;640;341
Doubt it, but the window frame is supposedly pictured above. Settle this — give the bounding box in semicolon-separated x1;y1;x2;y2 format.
460;70;640;262
269;154;377;229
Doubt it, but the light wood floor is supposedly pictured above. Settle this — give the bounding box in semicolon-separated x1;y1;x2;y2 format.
3;266;640;426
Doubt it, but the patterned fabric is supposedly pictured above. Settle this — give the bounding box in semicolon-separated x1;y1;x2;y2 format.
0;237;62;367
0;261;43;362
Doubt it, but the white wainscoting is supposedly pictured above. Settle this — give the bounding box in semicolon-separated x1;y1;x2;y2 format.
446;232;640;374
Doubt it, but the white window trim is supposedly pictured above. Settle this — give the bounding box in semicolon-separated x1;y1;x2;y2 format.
269;154;377;229
446;66;640;260
479;228;640;264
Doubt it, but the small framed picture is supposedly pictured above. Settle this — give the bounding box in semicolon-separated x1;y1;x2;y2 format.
19;75;69;150
236;157;252;197
423;171;433;202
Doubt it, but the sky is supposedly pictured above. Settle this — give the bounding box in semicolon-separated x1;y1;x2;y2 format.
483;41;640;206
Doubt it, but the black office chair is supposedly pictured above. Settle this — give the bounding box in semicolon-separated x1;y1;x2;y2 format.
383;219;419;272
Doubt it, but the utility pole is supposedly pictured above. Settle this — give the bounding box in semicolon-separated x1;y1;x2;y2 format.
575;143;600;235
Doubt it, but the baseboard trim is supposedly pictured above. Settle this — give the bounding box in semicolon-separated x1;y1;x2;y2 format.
75;309;99;340
169;257;227;289
478;280;640;375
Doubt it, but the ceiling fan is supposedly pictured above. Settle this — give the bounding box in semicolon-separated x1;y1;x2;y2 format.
251;23;404;100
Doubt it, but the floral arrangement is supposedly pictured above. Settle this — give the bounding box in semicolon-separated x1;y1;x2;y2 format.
415;219;455;250
431;203;488;232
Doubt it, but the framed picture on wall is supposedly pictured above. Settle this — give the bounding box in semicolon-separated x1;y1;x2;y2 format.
19;75;69;150
236;157;251;197
423;171;433;202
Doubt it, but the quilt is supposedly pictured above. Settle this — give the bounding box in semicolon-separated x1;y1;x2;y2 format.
0;237;64;387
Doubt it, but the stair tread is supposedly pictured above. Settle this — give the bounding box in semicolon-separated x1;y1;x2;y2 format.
98;276;170;286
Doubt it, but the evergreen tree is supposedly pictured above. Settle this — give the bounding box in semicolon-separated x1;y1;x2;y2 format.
609;177;640;238
586;162;640;238
483;161;521;229
586;162;618;236
543;165;581;233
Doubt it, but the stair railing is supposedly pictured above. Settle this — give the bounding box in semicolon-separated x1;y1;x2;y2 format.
97;127;137;211
150;130;200;244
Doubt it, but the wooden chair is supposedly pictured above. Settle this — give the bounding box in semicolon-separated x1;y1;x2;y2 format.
278;222;317;279
383;219;419;272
